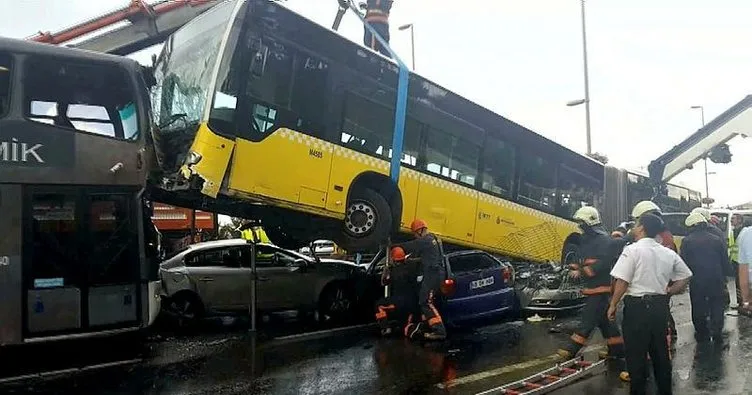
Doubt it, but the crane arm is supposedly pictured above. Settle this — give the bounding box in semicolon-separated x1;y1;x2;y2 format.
26;0;221;55
648;95;752;184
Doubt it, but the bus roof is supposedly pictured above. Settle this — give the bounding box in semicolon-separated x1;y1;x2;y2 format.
272;1;604;178
0;36;143;73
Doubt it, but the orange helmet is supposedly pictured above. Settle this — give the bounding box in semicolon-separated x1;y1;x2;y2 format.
390;246;407;262
410;219;428;233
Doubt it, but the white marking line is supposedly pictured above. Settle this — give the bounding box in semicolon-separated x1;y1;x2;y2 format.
0;358;142;385
269;323;376;344
436;344;605;389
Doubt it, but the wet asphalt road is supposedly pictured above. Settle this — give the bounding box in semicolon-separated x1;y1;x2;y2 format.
5;290;752;395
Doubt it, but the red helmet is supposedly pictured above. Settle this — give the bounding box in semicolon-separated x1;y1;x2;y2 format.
410;219;427;232
390;246;407;262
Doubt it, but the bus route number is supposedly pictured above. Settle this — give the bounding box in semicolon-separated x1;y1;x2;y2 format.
309;148;323;159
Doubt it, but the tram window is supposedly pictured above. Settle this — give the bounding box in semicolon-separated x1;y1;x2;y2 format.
29;194;78;288
424;126;480;187
85;194;138;285
556;165;603;218
340;92;421;166
23;57;138;140
517;154;556;213
0;53;9;118
481;136;515;198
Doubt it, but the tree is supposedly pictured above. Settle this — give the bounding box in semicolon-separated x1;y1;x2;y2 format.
587;152;609;164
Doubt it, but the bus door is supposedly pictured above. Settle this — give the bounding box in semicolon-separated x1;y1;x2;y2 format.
23;186;142;337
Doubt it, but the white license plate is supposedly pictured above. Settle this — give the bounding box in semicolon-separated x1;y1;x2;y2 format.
470;276;495;290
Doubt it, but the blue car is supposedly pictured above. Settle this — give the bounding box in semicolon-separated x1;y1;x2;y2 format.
365;249;519;327
440;250;518;326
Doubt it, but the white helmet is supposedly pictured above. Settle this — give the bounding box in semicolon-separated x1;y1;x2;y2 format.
631;200;661;218
690;207;711;221
685;212;707;227
573;206;601;226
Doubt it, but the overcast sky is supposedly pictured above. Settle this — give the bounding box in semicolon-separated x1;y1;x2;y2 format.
2;0;751;206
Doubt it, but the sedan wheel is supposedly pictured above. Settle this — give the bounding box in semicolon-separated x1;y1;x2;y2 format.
319;284;354;322
169;296;200;328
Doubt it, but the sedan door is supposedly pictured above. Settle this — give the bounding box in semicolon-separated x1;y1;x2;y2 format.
253;245;313;311
186;246;251;313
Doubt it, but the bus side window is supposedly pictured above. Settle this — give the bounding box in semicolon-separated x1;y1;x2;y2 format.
290;51;329;140
481;136;515;198
340;91;421;166
556;165;603;218
517;154;556;213
423;125;480;187
0;53;9;118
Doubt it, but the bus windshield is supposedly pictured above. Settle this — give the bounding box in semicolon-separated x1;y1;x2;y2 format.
151;0;236;136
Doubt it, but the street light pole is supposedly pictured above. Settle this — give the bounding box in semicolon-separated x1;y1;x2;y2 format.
580;0;592;155
690;105;709;205
398;23;415;70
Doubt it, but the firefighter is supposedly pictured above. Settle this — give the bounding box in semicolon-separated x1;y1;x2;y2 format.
681;212;731;342
375;246;422;337
690;207;731;307
362;0;394;57
557;207;625;361
397;219;447;341
630;201;677;251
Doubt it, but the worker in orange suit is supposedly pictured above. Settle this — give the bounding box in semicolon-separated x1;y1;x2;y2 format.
362;0;394;57
557;207;626;362
375;246;421;337
397;219;448;341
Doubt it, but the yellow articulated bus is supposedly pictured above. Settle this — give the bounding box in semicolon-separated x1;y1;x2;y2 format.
148;0;701;263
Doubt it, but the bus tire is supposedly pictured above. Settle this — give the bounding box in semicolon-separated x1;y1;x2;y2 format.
340;187;392;251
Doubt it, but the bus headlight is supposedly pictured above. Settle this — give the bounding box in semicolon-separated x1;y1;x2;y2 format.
185;151;202;166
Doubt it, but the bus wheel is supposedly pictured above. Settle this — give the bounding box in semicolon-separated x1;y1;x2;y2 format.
340;187;392;251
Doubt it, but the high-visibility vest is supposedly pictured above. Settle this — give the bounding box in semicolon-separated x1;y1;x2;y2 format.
730;232;740;262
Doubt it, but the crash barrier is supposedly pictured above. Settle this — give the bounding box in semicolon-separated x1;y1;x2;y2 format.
475;356;606;395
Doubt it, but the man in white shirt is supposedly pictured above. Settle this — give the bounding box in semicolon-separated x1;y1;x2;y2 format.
737;226;752;314
608;214;693;395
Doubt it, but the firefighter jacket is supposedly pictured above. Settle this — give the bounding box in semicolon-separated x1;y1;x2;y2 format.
680;225;732;287
708;223;727;248
398;233;446;277
570;226;623;296
365;0;393;24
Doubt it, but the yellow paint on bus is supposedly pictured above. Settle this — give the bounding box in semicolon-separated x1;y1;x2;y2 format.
184;123;580;263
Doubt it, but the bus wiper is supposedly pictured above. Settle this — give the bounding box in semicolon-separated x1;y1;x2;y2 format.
158;113;188;129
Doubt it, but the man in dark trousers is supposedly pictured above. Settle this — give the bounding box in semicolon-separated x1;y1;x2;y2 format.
362;0;394;57
397;219;447;340
729;213;745;305
690;207;731;308
375;246;422;338
609;214;693;395
557;207;626;363
681;212;731;342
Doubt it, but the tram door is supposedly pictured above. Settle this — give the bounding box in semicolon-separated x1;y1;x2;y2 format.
22;186;142;337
